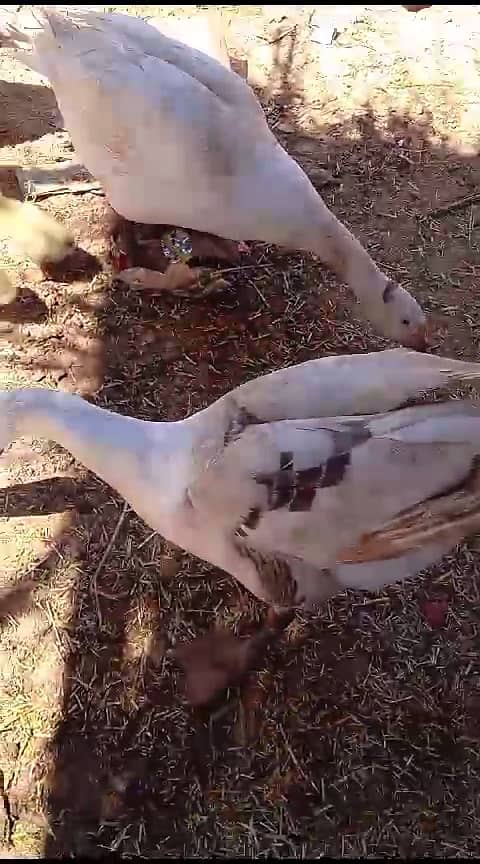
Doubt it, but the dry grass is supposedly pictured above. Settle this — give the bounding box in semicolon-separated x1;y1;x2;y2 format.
1;3;480;858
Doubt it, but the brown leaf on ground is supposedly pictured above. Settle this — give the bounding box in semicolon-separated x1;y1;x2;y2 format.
421;598;450;628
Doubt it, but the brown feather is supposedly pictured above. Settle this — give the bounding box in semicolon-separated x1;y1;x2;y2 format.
339;461;480;564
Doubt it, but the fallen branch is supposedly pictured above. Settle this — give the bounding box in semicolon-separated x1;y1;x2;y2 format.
16;163;103;202
24;180;104;201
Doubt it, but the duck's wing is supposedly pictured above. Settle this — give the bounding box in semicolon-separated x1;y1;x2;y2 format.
73;8;253;106
99;10;242;98
212;348;480;422
2;7;253;105
189;399;480;607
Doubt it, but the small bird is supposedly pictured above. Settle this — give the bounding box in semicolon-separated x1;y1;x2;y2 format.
0;193;74;302
2;348;480;704
0;6;427;347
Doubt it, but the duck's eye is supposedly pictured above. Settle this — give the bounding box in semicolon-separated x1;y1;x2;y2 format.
402;318;410;326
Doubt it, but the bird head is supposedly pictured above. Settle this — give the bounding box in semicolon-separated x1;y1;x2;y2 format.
363;279;428;350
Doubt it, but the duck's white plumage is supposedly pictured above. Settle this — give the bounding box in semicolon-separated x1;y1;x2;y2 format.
3;348;480;609
0;5;426;346
6;7;291;234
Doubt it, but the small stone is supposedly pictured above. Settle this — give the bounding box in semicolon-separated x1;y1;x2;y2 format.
200;277;230;297
310;21;339;45
22;267;44;285
160;338;182;362
308;167;339;188
309;8;360;45
159;556;181;580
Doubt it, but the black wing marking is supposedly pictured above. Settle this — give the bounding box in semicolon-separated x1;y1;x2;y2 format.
253;421;372;515
224;405;263;447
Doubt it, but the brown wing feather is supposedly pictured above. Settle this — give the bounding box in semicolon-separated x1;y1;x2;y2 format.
339;459;480;563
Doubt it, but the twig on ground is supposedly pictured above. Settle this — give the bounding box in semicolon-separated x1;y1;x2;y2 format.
92;501;129;628
426;192;480;217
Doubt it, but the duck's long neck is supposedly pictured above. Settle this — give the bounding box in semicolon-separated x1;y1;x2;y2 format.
307;208;385;302
296;187;387;306
1;388;177;514
264;146;388;306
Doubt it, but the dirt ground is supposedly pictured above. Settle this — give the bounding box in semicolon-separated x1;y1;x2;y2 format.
1;3;480;858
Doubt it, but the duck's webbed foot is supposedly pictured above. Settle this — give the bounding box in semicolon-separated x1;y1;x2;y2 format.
173;607;295;707
111;224;247;298
115;262;229;298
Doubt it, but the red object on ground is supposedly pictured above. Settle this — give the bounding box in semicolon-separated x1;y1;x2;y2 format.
421;598;449;628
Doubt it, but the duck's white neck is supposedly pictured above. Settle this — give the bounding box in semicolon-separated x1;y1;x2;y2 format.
1;388;181;520
308;210;383;299
294;185;385;305
262;145;387;306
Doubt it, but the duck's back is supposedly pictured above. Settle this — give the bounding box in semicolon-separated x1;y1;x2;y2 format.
17;7;308;238
146;11;231;70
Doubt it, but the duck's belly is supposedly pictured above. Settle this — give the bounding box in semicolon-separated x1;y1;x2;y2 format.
105;174;306;248
104;172;247;240
62;108;252;238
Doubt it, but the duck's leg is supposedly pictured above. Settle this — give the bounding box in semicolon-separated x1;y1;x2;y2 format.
173;607;294;707
114;225;242;298
116;262;230;299
106;207;137;272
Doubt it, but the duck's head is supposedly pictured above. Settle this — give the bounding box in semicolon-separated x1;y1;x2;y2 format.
366;279;428;350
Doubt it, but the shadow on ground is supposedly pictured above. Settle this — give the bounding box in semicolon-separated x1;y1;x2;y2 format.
0;80;61;147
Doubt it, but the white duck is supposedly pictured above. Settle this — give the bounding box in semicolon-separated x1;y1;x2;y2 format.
3;347;480;704
0;6;427;348
0;192;74;302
